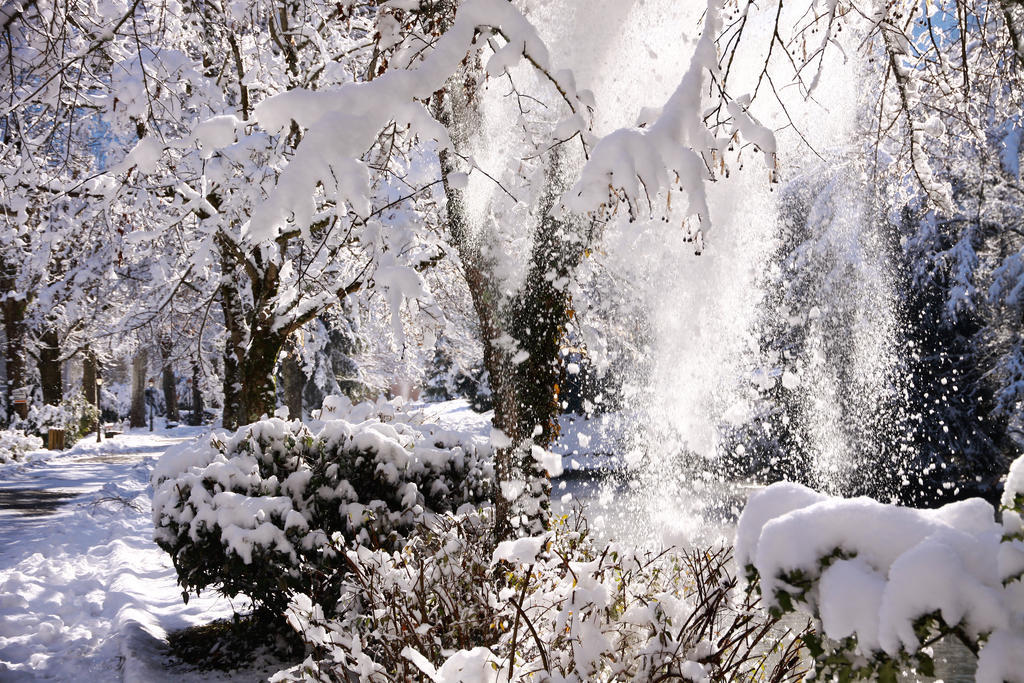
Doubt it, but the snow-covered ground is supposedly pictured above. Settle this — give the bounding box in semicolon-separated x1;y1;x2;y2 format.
0;402;624;681
0;425;282;681
0;405;983;681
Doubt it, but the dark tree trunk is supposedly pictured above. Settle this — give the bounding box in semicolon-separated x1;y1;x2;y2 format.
216;229;293;428
38;327;63;406
218;238;248;431
508;166;586;449
208;138;365;429
189;362;204;426
480;180;582;540
435;63;587;539
239;331;283;424
280;340;304;420
83;351;100;435
82;351;97;407
160;338;179;422
162;365;179;422
497;167;586;537
2;290;28;422
436;66;532;539
221;345;243;430
218;285;288;429
130;349;148;428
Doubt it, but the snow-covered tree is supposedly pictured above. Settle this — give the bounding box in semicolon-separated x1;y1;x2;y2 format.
0;0;133;418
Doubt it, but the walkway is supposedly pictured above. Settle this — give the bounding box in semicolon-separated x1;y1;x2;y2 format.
0;428;269;681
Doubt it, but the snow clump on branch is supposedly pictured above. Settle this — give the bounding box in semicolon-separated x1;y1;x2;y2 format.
247;0;589;244
562;0;776;233
737;451;1024;681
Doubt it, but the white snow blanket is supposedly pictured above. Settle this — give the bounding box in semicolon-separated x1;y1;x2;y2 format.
737;453;1024;683
0;429;278;681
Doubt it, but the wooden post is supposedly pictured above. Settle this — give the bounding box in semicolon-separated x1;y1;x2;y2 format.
47;428;65;450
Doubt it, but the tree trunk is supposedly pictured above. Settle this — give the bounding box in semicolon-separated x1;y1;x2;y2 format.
280;340;304;420
221;344;243;430
130;349;148;428
496;164;585;537
160;338;179;422
508;160;585;449
189;362;204;426
239;331;283;424
162;365;179;422
82;351;97;407
435;60;588;539
216;226;290;428
439;151;552;537
2;291;28;422
435;62;536;539
83;351;100;436
218;243;247;431
38;327;63;406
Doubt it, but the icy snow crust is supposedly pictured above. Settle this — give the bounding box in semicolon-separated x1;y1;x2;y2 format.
736;455;1024;681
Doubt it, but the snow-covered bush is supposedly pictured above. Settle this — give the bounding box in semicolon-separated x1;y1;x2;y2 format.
737;452;1024;681
0;429;45;463
312;394;413;425
12;395;99;446
272;509;807;682
152;401;493;617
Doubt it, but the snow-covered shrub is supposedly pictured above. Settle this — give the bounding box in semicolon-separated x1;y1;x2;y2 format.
0;429;45;463
312;393;412;424
737;452;1024;682
272;509;807;682
272;508;497;681
152;402;493;617
67;394;101;440
12;395;99;446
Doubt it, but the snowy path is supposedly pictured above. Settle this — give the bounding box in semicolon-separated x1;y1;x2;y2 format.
0;429;269;681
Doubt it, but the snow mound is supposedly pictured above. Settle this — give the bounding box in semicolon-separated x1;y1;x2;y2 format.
737;452;1024;681
0;429;44;464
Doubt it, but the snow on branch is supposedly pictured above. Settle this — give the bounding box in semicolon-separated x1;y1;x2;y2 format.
246;0;585;244
561;0;776;233
879;13;955;216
